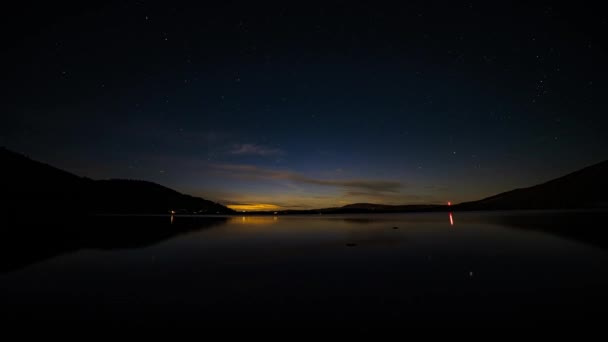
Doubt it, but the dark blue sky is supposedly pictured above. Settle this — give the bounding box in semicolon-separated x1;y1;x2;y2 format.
2;2;607;210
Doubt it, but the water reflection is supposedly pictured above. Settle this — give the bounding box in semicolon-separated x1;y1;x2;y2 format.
234;216;280;225
0;215;229;273
341;218;381;224
5;211;608;276
478;210;608;250
3;211;608;327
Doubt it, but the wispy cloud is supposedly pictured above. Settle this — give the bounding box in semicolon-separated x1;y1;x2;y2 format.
212;163;403;193
229;143;284;157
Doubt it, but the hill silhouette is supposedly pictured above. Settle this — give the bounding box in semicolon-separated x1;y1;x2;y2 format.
91;179;231;214
455;160;608;211
0;147;233;217
247;160;608;214
306;160;608;213
341;203;443;212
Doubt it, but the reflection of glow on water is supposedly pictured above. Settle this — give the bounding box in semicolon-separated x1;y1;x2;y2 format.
449;212;454;226
234;216;280;225
170;215;174;224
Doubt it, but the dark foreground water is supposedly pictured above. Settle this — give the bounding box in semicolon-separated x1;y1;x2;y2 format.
2;211;608;328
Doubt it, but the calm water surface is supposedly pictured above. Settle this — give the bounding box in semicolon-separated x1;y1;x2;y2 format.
2;211;608;327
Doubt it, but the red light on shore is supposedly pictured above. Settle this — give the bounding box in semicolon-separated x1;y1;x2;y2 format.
448;201;451;206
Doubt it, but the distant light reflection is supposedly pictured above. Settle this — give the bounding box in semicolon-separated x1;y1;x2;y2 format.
449;212;454;226
236;216;280;225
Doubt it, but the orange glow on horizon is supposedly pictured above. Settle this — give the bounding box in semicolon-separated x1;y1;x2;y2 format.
227;203;281;212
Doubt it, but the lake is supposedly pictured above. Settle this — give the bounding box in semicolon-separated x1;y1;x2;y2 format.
2;211;608;328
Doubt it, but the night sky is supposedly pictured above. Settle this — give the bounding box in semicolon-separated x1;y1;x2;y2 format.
2;2;607;210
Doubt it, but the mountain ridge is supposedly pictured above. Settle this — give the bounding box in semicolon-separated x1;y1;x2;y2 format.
455;159;608;211
243;159;608;214
0;147;234;216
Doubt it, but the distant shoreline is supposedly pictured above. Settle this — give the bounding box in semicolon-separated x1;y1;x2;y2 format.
95;207;608;217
